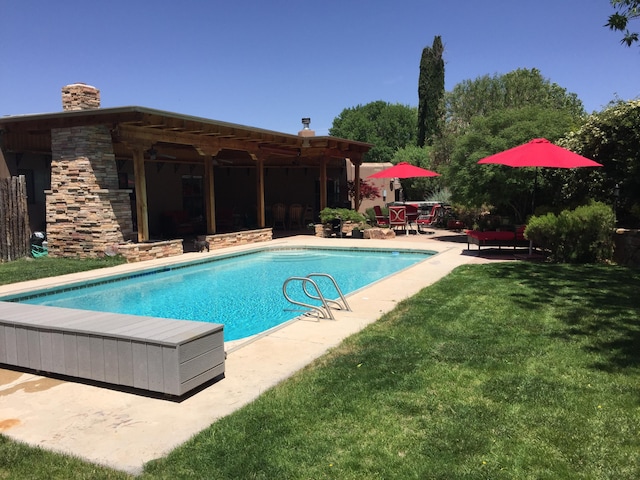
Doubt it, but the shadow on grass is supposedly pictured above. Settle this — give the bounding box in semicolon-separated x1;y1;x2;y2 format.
483;262;640;373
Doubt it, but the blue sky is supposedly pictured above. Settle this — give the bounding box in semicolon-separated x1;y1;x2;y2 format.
2;1;639;135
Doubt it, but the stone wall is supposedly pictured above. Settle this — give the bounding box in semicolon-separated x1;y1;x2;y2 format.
315;222;358;237
110;229;273;263
314;222;394;239
46;123;134;258
613;228;640;267
201;228;272;249
116;240;184;263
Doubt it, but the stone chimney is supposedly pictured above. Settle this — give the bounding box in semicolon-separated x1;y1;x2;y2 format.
48;83;134;258
298;117;315;137
61;83;100;111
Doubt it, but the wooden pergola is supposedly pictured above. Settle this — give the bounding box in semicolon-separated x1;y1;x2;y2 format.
0;106;372;241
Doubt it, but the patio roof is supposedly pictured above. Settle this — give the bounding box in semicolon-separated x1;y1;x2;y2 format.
0;106;372;167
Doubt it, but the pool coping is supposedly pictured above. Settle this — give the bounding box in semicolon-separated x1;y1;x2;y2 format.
0;232;508;474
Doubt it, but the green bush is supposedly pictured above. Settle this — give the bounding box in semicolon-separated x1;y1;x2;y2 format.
526;201;615;263
319;207;366;224
364;207;376;225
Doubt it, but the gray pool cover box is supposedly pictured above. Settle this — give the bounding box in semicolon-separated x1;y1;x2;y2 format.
0;301;225;396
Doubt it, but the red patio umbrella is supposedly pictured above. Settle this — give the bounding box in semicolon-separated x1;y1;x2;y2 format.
477;138;602;168
478;138;603;254
477;138;603;204
367;162;440;179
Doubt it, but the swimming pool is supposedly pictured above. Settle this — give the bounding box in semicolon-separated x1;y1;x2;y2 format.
3;247;434;341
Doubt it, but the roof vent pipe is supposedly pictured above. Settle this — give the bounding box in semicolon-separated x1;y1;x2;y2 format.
298;117;315;137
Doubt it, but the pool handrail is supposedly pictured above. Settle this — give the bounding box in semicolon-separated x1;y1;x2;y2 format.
282;276;337;320
303;273;351;312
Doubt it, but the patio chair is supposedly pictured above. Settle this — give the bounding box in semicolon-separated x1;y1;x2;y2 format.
302;205;315;225
288;203;304;230
416;203;441;232
405;204;419;231
373;205;389;227
272;203;287;230
388;205;409;235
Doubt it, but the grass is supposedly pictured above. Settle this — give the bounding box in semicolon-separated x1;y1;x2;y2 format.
2;261;640;479
0;256;127;286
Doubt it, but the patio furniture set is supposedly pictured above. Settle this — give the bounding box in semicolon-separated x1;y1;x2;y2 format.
374;203;450;235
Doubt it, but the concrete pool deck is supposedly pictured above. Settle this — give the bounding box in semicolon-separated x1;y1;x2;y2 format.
0;230;515;474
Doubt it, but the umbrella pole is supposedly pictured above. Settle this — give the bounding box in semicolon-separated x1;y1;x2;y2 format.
529;169;538;256
531;168;538;216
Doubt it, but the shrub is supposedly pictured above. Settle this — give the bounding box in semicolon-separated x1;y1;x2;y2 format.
526;201;615;263
364;207;377;225
319;207;366;224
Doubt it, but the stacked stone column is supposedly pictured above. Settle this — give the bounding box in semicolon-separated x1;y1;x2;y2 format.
45;84;134;258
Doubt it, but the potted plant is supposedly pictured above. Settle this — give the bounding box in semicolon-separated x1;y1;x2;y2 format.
319;208;366;238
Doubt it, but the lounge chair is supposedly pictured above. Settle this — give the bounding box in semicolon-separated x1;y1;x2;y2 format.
466;225;528;253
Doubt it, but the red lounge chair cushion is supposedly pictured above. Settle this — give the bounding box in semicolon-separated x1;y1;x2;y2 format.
466;230;515;241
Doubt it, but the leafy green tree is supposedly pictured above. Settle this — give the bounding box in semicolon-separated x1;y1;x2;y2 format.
417;36;445;147
329;101;417;163
606;0;640;46
444;68;585;135
559;99;640;226
439;68;586;222
446;106;579;222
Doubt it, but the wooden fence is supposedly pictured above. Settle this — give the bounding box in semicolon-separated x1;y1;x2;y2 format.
0;176;30;262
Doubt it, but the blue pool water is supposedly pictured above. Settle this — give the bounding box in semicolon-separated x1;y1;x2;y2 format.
6;247;433;341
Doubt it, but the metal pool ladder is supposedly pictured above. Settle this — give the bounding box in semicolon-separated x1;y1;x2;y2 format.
282;273;351;320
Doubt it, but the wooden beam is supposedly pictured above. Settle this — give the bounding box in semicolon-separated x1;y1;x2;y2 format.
320;159;327;211
353;159;361;212
0;147;10;179
132;148;149;242
256;157;265;227
115;124;261;156
203;155;216;234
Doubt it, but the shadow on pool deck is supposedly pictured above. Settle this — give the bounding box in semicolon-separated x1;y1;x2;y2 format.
0;229;512;474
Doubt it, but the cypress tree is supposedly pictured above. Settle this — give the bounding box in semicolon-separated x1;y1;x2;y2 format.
417;36;445;147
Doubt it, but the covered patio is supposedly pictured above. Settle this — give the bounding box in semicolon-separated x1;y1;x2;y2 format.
0;83;372;259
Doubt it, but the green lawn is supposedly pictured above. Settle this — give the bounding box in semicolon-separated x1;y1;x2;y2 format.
0;256;127;286
2;261;639;479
